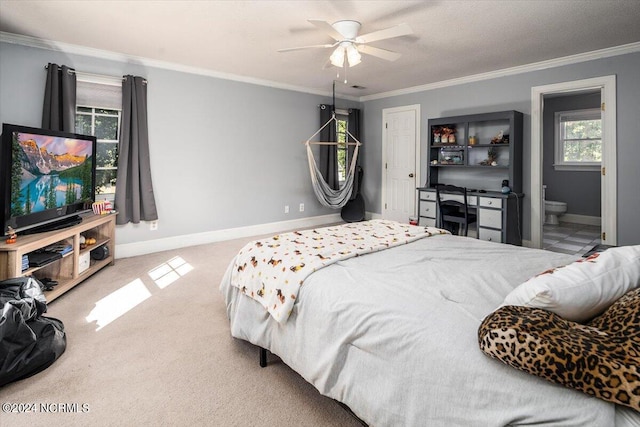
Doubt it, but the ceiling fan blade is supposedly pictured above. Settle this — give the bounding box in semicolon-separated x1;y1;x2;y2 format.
356;23;412;44
308;19;345;41
358;45;402;62
278;43;335;53
321;58;333;70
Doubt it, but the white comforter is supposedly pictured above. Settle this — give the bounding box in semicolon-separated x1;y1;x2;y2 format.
221;232;636;426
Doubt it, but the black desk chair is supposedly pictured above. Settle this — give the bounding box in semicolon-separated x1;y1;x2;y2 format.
435;184;477;236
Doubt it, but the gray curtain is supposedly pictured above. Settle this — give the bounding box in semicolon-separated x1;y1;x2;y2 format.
318;104;339;190
347;108;361;200
42;63;76;132
115;76;158;225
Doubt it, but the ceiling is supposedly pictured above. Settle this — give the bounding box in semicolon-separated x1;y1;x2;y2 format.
1;0;640;99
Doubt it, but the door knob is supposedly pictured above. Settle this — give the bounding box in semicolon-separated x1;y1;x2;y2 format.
409;173;414;178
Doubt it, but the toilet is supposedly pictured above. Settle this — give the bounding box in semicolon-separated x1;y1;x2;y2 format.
544;200;567;225
543;185;567;225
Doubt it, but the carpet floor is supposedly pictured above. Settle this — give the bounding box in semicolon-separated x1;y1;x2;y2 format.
0;234;362;427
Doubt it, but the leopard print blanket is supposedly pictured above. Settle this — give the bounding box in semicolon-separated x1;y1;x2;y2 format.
478;288;640;411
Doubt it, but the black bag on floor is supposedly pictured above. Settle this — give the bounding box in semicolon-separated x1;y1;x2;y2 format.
0;277;66;387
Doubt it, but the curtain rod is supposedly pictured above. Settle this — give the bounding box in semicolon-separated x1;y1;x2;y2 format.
45;64;75;74
45;65;147;84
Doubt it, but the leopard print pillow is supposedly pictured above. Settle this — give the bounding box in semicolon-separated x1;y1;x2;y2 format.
478;288;640;411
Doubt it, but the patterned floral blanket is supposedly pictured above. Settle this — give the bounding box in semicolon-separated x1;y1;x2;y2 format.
231;220;448;323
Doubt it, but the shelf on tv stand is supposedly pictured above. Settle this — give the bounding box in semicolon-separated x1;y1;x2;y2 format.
0;213;117;302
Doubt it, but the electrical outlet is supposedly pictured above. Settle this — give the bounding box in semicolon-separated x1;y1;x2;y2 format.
149;220;158;231
284;205;289;214
299;203;304;212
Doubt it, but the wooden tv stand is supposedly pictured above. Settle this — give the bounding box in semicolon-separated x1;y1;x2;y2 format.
0;213;116;302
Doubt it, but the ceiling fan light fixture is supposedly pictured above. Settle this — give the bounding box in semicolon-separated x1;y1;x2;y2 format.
346;44;361;67
329;45;345;67
281;19;410;70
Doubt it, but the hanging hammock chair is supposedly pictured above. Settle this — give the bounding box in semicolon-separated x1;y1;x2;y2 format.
305;112;361;209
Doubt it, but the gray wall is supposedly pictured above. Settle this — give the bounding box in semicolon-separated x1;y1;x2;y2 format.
361;51;640;246
2;40;639;247
543;92;601;217
0;41;359;247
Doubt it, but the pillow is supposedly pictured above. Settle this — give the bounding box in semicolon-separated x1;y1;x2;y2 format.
502;245;640;322
479;289;640;411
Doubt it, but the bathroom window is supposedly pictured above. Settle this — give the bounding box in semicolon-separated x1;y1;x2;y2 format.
554;109;602;171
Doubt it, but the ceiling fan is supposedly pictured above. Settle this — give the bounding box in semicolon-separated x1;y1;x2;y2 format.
278;19;413;68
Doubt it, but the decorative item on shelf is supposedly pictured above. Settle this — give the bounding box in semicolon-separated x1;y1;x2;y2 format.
439;126;456;144
90;245;109;261
92;201;106;215
5;226;17;244
480;147;498;166
440;148;464;165
92;200;114;215
501;179;511;194
490;130;509;144
79;234;97;250
433;128;441;144
468;135;478;145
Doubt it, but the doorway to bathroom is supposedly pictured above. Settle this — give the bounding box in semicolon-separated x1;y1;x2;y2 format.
542;91;601;255
530;76;617;252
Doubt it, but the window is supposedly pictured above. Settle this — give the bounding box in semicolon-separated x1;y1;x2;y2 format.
74;76;122;202
554;108;602;171
336;112;349;183
76;107;120;201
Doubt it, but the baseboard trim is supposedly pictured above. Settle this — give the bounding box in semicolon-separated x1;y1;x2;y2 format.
115;213;342;259
560;214;601;226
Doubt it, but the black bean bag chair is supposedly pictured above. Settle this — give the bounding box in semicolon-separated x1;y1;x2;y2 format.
0;277;66;386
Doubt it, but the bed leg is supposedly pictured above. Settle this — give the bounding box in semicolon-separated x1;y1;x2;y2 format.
259;347;267;368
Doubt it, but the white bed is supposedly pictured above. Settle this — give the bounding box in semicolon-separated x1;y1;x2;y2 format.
220;221;639;426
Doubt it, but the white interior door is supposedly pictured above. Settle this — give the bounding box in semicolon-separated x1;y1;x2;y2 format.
382;106;420;222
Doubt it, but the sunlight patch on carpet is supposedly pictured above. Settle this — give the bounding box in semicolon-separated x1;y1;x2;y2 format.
148;256;193;289
86;278;152;331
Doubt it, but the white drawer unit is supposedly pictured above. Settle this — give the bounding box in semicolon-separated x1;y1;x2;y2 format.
479;197;503;209
419;201;436;219
479;207;502;229
479;227;503;243
419;217;436;227
418;190;437;227
478;197;505;242
416;188;523;245
422;191;437;201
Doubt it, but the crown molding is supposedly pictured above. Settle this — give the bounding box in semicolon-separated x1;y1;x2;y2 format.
0;31;361;102
2;31;637;103
360;42;640;101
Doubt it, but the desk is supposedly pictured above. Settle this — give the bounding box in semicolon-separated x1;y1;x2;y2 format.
417;187;523;245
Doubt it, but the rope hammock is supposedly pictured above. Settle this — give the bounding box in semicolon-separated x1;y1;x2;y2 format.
305;112;361;208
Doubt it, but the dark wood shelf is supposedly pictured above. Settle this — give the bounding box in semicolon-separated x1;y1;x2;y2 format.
427;110;523;194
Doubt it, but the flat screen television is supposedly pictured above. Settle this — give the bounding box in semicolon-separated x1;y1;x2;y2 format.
1;123;97;235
